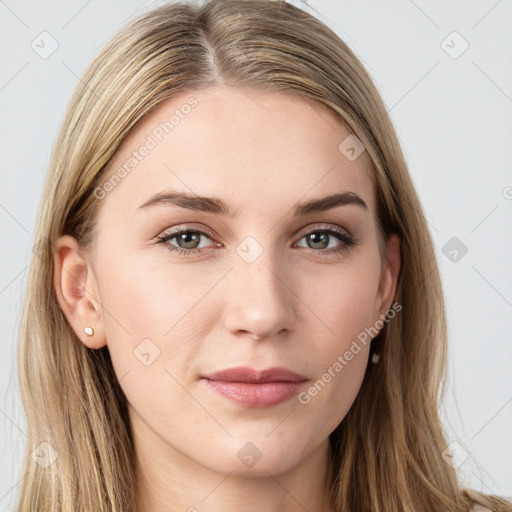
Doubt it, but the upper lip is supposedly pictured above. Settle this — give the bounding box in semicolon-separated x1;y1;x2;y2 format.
201;366;308;383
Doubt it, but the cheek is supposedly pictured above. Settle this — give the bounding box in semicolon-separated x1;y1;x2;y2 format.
297;342;369;445
308;254;381;345
297;257;380;419
296;293;374;442
93;254;215;434
94;249;222;378
96;244;208;332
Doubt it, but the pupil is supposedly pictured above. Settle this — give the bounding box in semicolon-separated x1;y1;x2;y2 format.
309;232;328;249
179;232;199;249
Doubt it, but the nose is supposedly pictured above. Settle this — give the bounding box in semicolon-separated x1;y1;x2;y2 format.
222;251;298;341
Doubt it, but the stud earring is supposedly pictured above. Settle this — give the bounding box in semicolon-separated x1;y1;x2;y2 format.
371;353;380;364
83;326;94;336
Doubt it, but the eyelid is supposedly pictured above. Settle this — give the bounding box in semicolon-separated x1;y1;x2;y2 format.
158;223;219;241
158;222;352;244
156;222;355;258
295;222;353;239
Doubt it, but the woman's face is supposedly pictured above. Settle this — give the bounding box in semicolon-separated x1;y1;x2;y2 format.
57;85;399;477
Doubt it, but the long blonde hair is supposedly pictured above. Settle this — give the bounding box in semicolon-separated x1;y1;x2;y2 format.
16;1;511;510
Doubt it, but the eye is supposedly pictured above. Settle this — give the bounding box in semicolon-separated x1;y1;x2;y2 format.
156;223;355;258
295;224;355;255
156;227;219;257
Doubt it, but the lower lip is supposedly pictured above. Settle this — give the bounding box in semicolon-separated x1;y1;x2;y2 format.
201;379;307;408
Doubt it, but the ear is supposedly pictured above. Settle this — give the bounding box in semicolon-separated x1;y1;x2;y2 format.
53;235;106;349
373;233;401;323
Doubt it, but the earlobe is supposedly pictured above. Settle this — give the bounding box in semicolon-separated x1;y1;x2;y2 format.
53;235;107;349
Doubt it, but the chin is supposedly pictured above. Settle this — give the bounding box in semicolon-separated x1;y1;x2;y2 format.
198;437;306;477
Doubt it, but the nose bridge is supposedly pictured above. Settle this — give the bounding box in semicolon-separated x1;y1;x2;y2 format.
224;237;297;339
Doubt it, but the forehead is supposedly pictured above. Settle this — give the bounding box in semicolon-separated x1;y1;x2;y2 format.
98;85;375;220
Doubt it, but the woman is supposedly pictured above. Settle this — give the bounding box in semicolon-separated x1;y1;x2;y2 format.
16;0;511;510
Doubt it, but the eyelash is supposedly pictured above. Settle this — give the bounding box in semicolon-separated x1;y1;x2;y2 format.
156;224;355;258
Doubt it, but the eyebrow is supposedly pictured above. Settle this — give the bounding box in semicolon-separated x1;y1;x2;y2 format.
137;190;368;217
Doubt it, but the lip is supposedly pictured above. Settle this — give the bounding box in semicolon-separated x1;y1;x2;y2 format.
201;366;308;408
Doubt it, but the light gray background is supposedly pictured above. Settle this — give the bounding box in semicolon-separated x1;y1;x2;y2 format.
1;0;511;508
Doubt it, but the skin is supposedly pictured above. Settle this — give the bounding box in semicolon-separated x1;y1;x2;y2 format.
54;85;400;512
